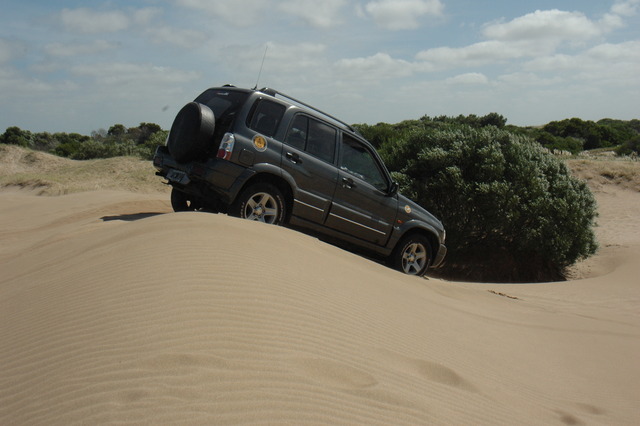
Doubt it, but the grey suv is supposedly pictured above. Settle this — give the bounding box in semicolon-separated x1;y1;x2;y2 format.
153;86;446;276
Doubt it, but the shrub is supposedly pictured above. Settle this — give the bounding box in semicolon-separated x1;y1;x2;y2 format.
616;135;640;156
381;125;598;282
1;126;32;147
70;140;147;160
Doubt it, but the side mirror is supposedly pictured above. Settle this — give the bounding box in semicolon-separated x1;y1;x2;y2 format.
387;181;399;196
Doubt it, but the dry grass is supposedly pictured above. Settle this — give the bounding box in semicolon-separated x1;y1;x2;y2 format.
567;158;640;192
0;144;169;195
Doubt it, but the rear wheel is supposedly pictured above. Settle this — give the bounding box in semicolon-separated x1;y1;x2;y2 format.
171;187;202;212
391;234;432;276
232;183;286;225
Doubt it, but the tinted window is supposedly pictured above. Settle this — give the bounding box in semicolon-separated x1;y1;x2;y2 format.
285;115;307;150
340;135;388;191
247;100;286;137
285;115;336;163
194;89;249;121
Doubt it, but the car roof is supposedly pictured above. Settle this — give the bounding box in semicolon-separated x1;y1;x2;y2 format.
210;85;361;136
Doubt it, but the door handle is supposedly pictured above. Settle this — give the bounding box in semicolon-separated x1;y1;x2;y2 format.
285;152;301;164
342;177;355;189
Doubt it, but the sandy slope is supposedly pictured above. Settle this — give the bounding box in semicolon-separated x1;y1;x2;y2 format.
1;157;639;424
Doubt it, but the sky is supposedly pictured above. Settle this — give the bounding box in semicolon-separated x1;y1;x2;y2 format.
1;0;638;134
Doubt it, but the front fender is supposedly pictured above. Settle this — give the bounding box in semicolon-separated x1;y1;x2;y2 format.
388;219;446;263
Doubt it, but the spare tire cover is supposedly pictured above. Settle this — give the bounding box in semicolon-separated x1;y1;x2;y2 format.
167;102;216;163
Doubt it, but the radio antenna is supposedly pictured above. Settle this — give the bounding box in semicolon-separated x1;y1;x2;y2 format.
253;45;269;90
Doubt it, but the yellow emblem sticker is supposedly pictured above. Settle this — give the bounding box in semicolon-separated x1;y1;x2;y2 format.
253;135;267;152
404;205;412;214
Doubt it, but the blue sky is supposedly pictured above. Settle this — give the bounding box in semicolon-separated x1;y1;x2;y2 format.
1;0;638;134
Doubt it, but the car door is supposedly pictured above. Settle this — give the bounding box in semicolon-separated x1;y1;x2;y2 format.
281;114;339;224
325;133;398;245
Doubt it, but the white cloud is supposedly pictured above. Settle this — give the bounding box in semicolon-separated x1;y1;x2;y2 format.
611;0;640;16
586;40;640;61
71;62;201;86
146;27;207;49
482;10;604;43
524;41;640;72
520;41;640;89
132;8;161;26
361;0;444;30
446;72;488;85
335;52;415;81
44;40;118;57
59;8;130;34
210;42;330;88
416;3;640;70
176;0;268;25
0;66;78;101
217;42;328;73
278;0;346;28
416;40;532;67
497;72;562;87
58;7;160;34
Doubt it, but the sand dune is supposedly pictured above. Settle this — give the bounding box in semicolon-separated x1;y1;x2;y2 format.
1;155;639;425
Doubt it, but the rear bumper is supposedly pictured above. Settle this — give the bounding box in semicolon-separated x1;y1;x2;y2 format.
153;146;250;203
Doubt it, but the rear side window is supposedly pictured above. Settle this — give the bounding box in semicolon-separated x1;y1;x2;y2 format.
246;99;286;137
285;115;336;163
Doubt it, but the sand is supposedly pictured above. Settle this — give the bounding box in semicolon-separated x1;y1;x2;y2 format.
1;152;639;425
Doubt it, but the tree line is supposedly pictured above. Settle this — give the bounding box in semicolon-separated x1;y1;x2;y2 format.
0;123;168;160
1;115;638;161
355;114;640;156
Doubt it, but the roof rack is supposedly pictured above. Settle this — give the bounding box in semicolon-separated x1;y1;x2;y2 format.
259;87;355;132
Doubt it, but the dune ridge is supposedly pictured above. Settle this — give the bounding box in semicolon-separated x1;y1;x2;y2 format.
1;152;639;424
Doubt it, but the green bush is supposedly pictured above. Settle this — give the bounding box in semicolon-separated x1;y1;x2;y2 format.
0;126;32;147
381;125;598;282
616;135;640;156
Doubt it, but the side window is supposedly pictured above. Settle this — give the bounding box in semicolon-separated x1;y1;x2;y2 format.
307;119;336;163
340;135;388;191
285;115;336;163
247;100;285;137
285;115;307;150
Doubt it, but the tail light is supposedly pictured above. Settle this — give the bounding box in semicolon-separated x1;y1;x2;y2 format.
217;133;235;160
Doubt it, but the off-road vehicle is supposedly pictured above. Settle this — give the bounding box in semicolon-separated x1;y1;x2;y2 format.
153;85;446;276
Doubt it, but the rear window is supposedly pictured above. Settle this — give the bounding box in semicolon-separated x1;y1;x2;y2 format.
194;89;249;129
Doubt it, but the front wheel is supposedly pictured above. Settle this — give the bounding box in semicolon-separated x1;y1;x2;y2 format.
231;183;286;225
391;234;432;276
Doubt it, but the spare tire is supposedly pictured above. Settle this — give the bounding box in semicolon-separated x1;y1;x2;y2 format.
167;102;215;163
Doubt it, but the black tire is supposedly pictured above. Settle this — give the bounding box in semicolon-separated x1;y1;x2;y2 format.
231;183;286;225
167;102;215;163
171;187;202;212
391;234;432;276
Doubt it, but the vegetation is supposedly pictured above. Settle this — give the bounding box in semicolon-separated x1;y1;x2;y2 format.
0;123;167;161
519;118;639;155
616;135;640;157
377;125;599;282
2;114;638;282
